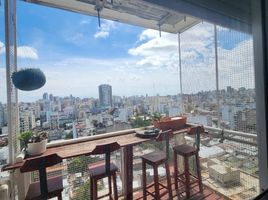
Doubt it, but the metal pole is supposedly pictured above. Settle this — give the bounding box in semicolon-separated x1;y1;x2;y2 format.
5;0;19;199
214;24;220;128
178;33;183;114
252;0;268;191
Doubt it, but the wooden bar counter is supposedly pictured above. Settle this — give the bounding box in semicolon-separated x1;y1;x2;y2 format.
2;124;197;200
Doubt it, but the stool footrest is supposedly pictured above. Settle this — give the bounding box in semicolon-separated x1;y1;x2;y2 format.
177;175;199;185
98;193;114;199
146;188;170;198
177;172;198;180
145;182;166;190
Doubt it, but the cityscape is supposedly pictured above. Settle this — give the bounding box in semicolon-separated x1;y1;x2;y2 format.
0;0;263;199
0;83;258;199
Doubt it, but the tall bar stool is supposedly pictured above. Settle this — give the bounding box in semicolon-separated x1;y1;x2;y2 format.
141;130;173;200
173;126;203;198
88;142;120;200
20;154;63;200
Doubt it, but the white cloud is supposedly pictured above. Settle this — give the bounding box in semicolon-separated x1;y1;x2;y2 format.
0;41;4;54
94;20;116;39
0;41;38;60
0;68;7;102
127;22;254;94
138;29;160;41
80;19;91;25
17;46;38;59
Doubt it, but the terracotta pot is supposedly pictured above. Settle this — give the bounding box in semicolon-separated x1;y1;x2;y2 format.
153;116;187;131
27;139;47;156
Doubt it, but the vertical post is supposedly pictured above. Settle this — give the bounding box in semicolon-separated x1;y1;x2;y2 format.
214;24;221;128
123;146;133;200
178;33;183;114
5;0;19;199
252;0;268;192
39;166;48;198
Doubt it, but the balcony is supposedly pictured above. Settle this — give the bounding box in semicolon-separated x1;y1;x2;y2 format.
1;0;264;200
1;124;257;200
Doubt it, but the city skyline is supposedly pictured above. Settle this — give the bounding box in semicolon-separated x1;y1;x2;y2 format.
0;85;255;104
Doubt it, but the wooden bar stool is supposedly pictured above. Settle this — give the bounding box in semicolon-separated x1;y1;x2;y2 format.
88;142;120;200
173;126;203;199
141;130;173;200
20;154;63;200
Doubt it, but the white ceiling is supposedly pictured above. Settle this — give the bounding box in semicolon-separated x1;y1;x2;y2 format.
23;0;201;34
144;0;252;33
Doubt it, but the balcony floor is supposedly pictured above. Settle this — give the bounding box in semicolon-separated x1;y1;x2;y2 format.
133;181;228;200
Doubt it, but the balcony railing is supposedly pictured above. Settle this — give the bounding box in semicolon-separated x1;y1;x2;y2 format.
0;125;256;200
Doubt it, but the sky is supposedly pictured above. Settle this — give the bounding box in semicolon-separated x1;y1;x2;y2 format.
0;1;254;103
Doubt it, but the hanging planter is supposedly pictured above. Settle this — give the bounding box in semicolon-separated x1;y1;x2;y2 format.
11;68;46;91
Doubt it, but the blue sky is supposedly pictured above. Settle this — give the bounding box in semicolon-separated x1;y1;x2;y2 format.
0;1;254;103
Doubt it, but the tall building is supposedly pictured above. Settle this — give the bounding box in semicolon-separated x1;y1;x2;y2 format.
43;92;48;100
49;94;54;101
19;112;36;133
48;112;59;130
98;84;112;107
0;103;4;127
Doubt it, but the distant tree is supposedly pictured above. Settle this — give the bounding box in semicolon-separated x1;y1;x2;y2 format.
67;156;100;175
65;132;73;140
67;157;83;174
131;116;151;128
151;112;162;121
72;181;90;200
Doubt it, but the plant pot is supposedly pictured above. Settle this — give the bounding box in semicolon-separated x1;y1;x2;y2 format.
153;116;187;131
27;139;47;156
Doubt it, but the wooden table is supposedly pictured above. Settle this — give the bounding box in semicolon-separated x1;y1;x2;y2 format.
2;124;196;200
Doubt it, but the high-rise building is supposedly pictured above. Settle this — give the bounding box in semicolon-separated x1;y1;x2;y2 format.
0;103;4;127
19;111;36;133
49;94;54;101
47;112;59;130
98;84;112;107
43;92;48;100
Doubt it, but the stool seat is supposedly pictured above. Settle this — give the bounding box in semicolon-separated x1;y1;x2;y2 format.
89;162;118;179
174;144;198;156
25;176;63;200
141;151;166;165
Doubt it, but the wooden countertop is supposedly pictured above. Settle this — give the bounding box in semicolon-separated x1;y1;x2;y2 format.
2;124;194;171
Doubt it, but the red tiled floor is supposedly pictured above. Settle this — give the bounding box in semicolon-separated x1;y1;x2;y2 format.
134;180;228;200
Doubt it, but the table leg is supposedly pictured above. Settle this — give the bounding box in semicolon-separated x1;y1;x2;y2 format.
39;166;48;198
123;146;133;200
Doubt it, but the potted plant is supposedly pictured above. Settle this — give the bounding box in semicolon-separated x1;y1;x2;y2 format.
12;68;46;91
18;131;34;150
19;131;48;156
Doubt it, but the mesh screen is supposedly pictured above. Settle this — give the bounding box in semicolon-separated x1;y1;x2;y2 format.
5;18;258;200
2;0;20;199
179;23;258;200
24;22;258;200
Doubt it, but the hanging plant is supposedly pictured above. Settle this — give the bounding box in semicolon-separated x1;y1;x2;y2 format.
11;68;46;91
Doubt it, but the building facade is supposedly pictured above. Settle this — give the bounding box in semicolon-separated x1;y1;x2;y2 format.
98;84;112;107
